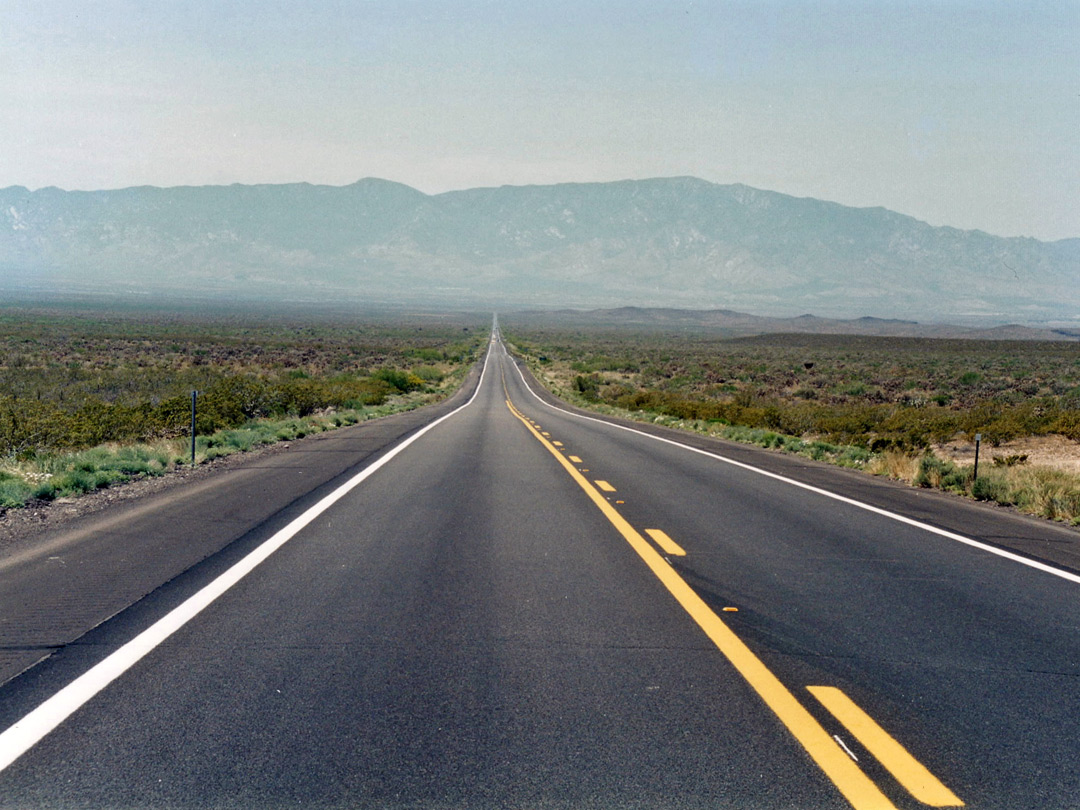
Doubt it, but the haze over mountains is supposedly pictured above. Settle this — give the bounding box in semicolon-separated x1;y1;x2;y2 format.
1;177;1077;325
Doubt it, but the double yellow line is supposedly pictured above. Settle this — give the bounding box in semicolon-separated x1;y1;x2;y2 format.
504;393;962;810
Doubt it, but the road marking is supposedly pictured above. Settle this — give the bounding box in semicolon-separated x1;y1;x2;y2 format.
552;441;564;447
505;396;898;810
834;735;860;762
645;528;687;556
568;455;582;463
808;686;964;807
508;354;1080;587
595;480;617;492
0;342;500;776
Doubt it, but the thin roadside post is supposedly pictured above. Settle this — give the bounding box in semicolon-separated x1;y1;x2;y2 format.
973;432;981;482
191;390;197;466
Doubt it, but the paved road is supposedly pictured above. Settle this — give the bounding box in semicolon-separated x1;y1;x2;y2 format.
1;333;1079;808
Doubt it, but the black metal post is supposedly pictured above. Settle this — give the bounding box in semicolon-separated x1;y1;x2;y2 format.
973;432;981;482
191;390;197;466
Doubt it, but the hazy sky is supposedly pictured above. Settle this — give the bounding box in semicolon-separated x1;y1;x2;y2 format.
2;1;1077;240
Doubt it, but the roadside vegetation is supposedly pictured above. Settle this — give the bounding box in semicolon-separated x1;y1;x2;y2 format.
0;305;484;510
504;327;1080;524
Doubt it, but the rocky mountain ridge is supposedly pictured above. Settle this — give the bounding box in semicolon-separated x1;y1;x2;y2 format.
1;177;1076;324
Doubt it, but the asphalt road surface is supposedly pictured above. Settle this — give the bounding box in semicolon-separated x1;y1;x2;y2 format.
1;330;1079;809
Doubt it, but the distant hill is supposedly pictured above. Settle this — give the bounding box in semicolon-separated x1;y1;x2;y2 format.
504;306;1080;341
1;177;1077;324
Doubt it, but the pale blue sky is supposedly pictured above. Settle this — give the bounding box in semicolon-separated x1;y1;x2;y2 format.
2;1;1077;239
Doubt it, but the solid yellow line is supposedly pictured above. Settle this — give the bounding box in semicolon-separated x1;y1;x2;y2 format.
807;687;964;807
504;397;896;810
645;529;687;557
595;480;617;492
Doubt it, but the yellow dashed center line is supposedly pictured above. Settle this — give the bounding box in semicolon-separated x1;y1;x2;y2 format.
594;480;617;492
504;395;906;810
568;455;582;463
645;529;687;557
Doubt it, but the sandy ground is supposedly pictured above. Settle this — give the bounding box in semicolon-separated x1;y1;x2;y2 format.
934;434;1080;474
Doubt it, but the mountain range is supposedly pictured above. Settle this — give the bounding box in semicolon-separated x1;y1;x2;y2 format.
506;307;1080;341
1;177;1077;324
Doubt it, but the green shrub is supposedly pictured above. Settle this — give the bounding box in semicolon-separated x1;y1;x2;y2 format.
1051;411;1080;441
914;455;970;492
807;440;838;461
372;368;424;393
835;445;873;466
0;478;32;508
574;374;601;402
411;365;445;383
992;454;1028;467
407;347;443;363
32;481;56;501
53;469;97;494
972;474;1010;503
275;378;323;417
219;429;257;452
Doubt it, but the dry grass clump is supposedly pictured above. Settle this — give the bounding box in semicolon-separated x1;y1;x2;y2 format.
867;451;919;481
834;450;1080;524
970;465;1080;522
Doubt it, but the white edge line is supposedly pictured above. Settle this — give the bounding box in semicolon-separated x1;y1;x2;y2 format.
508;348;1080;587
0;342;495;774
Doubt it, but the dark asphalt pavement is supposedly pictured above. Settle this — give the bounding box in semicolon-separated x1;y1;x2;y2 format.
1;333;1079;808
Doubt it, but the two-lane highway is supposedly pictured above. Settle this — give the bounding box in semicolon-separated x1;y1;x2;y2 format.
1;332;1079;808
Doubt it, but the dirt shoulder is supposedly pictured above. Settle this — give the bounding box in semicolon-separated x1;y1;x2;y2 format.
0;439;293;555
934;434;1080;474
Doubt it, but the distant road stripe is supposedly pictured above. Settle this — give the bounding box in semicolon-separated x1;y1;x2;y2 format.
808;687;963;807
569;456;582;463
0;341;498;776
595;480;617;492
645;529;687;557
508;353;1080;587
552;441;564;447
505;396;897;810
